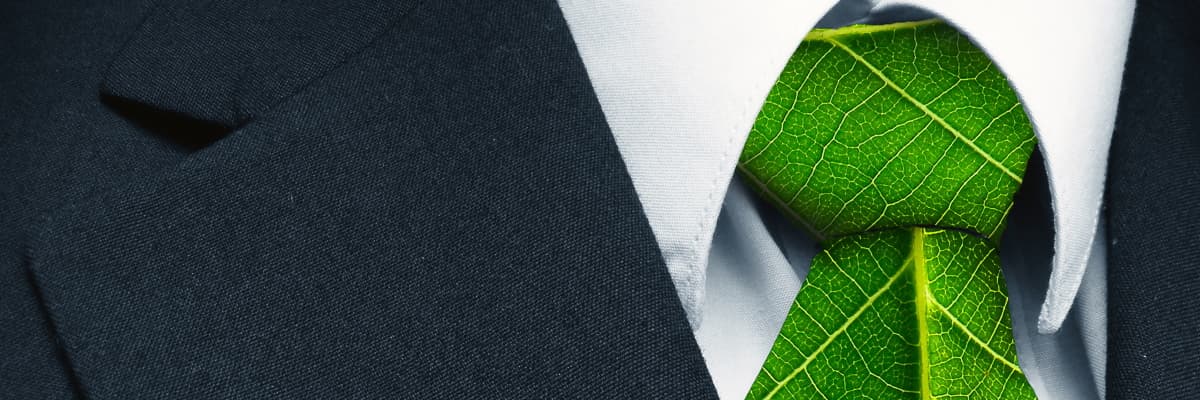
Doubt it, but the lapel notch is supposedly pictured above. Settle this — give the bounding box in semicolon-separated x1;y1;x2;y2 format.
101;0;420;128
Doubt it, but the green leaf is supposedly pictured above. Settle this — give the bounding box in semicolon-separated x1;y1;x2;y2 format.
740;20;1039;399
748;228;1036;399
738;20;1036;242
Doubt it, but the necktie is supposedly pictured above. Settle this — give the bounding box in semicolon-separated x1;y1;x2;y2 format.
738;21;1039;399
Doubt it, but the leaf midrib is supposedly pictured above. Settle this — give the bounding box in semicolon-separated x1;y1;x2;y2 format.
914;228;933;400
761;228;1023;399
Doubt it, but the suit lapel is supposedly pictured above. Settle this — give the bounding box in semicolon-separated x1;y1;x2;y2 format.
1106;0;1200;398
29;0;716;397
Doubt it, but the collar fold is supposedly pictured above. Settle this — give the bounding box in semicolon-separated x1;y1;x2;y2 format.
560;0;1134;333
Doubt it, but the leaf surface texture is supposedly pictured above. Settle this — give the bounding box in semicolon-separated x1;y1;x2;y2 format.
749;229;1036;399
739;20;1036;241
741;21;1039;400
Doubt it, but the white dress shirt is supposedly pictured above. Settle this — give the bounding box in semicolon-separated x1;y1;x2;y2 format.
557;0;1134;398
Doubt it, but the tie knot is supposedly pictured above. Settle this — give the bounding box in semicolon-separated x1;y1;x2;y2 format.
737;20;1035;243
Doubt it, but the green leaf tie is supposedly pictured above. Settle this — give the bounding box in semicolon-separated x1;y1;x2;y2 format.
739;20;1039;400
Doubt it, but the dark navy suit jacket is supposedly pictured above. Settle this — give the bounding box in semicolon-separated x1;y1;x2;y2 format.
0;0;1195;398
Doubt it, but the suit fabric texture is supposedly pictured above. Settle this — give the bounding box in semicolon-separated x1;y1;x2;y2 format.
0;0;715;398
1106;0;1200;397
0;0;1197;398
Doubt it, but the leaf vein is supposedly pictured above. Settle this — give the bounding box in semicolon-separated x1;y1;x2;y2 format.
928;295;1024;373
821;37;1023;184
762;253;914;400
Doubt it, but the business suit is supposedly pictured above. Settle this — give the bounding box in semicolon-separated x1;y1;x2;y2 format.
0;0;1194;399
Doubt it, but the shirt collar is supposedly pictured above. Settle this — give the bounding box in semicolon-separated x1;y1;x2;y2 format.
557;0;1134;333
